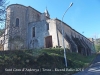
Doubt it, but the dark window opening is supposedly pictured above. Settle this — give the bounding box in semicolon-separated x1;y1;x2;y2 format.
37;14;40;21
47;23;49;30
32;27;35;37
16;18;19;27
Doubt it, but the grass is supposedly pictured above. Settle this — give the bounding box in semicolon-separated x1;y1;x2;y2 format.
0;48;96;75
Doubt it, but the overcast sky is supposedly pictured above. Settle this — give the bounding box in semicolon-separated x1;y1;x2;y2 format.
7;0;100;38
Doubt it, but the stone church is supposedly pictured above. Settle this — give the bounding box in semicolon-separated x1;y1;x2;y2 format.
0;4;95;55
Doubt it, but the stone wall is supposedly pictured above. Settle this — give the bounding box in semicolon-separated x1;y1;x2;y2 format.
4;4;44;50
3;4;95;55
46;19;58;47
56;19;78;52
28;20;49;49
28;19;59;49
55;18;95;55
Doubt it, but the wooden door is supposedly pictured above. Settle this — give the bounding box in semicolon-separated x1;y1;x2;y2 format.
45;36;52;48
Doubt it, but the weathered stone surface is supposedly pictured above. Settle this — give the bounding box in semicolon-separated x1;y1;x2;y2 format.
0;4;95;55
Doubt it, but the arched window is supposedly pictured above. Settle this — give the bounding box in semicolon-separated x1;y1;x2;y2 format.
16;18;19;27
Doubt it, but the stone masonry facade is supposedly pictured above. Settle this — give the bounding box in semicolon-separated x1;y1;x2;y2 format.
0;4;95;55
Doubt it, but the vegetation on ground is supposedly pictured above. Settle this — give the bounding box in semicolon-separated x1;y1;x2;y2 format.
94;38;100;52
95;44;100;52
0;48;96;75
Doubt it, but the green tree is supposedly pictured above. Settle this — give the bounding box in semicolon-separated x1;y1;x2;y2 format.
95;44;100;52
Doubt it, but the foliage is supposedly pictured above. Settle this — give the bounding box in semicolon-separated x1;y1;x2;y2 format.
94;38;100;52
0;49;96;75
95;44;100;52
0;0;8;28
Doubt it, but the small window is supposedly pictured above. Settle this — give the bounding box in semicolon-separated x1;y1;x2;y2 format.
47;23;49;30
37;14;40;21
32;27;35;37
16;18;19;27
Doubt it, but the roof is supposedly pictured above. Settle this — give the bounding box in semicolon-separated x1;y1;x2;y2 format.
7;4;42;14
55;18;93;43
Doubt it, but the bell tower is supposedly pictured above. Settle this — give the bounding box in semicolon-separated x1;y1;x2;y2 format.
44;7;50;18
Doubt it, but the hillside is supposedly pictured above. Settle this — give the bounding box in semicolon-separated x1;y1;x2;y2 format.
0;49;96;75
94;38;100;52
